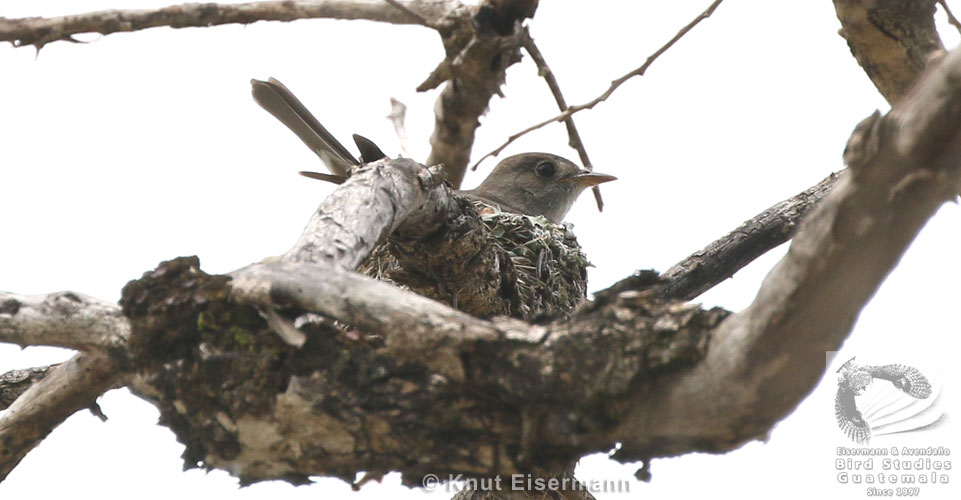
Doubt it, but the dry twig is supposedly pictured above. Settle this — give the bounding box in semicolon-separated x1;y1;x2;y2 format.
473;0;725;168
521;30;605;211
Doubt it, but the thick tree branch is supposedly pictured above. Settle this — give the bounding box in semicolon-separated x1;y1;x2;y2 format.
0;293;130;480
0;352;126;481
0;0;457;49
834;0;943;104
280;158;452;267
230;261;525;381
0;291;128;351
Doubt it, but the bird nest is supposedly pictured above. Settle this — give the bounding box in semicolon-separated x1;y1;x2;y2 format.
359;200;591;321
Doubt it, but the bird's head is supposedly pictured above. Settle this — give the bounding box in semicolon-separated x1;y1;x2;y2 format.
472;153;617;222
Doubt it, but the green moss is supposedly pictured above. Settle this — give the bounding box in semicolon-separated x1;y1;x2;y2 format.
120;256;295;472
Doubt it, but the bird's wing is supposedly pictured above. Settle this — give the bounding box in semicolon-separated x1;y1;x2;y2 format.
866;364;932;399
836;384;870;444
251;77;357;178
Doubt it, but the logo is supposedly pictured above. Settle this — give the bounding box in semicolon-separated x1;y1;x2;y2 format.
834;356;939;445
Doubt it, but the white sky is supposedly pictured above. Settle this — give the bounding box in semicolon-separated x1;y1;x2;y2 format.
1;1;959;499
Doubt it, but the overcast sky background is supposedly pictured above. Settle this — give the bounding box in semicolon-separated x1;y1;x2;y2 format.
1;1;959;498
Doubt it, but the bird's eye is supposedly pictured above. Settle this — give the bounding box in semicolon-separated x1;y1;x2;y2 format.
535;161;556;178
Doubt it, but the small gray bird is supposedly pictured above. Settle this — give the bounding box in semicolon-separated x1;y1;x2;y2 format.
251;78;616;223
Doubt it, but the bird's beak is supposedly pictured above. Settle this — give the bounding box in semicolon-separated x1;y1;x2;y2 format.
562;170;618;188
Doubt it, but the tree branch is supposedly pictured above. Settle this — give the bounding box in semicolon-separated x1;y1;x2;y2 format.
0;293;130;480
0;0;534;194
0;291;128;351
474;0;725;168
0;364;58;410
834;0;944;104
521;30;605;212
422;0;536;188
0;352;126;481
658;171;840;301
279;158;452;267
0;0;457;49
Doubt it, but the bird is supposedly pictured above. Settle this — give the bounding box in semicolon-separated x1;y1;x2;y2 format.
250;77;616;223
834;357;932;445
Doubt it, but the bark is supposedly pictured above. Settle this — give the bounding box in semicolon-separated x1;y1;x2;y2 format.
279;158;452;267
0;291;128;351
0;364;57;410
123;258;722;485
834;0;944;104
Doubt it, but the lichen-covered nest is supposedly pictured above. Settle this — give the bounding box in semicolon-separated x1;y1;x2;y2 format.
359;200;591;321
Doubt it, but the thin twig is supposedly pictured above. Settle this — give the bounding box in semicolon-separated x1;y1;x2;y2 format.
939;0;961;35
473;0;725;169
521;30;605;212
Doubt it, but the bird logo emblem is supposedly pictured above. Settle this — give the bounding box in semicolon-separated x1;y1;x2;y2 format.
834;357;933;445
